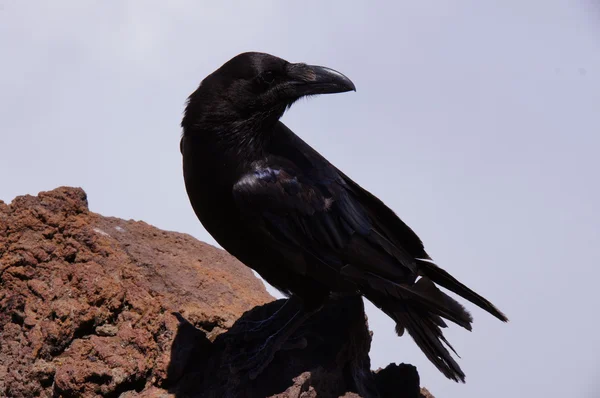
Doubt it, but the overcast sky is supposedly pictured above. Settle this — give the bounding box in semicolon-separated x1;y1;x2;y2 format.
2;1;599;397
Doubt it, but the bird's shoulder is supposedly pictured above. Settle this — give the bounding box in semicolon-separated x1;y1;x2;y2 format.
232;156;337;216
232;122;342;208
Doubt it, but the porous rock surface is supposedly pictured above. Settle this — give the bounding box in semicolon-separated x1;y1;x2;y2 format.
0;187;433;398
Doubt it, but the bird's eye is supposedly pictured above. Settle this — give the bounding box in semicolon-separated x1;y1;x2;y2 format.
260;71;275;85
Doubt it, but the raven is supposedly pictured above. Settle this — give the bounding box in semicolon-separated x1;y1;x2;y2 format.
181;52;507;382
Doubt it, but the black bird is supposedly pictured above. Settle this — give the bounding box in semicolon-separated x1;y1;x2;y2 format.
181;52;507;382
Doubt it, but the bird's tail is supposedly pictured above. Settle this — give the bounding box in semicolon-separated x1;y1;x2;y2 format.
355;260;507;383
365;275;471;382
416;259;508;322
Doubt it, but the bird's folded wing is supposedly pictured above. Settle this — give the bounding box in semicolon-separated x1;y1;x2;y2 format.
232;165;361;249
232;164;418;278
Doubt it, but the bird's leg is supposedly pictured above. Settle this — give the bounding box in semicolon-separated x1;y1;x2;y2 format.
229;305;315;380
236;296;297;336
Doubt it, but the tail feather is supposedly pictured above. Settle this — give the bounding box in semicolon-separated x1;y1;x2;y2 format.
392;306;466;382
368;273;473;330
428;313;448;329
417;259;509;322
412;276;473;328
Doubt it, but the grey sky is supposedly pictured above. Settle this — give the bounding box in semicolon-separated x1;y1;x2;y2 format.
1;1;599;397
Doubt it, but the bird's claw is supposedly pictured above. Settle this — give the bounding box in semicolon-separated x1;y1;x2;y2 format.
228;334;307;380
231;303;291;339
281;336;307;351
228;335;278;380
227;318;273;338
242;320;280;341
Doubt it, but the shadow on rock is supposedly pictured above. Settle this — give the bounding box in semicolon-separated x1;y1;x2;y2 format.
165;296;425;398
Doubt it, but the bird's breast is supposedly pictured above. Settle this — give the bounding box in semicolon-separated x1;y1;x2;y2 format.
181;134;252;249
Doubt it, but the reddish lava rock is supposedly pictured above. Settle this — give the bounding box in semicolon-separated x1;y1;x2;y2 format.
0;187;270;397
0;187;433;398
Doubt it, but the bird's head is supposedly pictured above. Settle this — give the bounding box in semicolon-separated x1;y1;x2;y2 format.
182;52;355;132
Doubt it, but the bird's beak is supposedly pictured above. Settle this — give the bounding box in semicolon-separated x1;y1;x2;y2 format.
286;63;356;97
